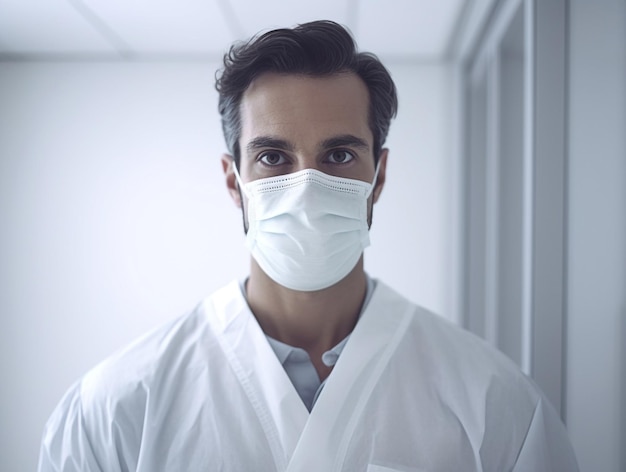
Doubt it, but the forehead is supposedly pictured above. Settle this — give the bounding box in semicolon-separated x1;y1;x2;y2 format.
239;72;372;146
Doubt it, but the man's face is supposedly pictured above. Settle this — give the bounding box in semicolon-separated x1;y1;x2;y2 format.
223;72;387;227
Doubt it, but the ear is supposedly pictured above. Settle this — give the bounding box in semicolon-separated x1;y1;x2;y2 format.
221;154;242;208
372;149;388;204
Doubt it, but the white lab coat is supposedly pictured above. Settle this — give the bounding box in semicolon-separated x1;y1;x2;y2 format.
38;280;579;471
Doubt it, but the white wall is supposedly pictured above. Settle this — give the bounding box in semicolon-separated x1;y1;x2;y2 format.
566;1;626;471
372;62;459;321
0;60;457;471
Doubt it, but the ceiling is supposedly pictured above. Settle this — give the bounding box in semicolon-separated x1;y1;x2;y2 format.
0;0;468;61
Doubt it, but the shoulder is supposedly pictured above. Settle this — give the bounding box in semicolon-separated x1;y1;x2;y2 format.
410;304;524;377
51;282;240;426
371;282;579;468
374;280;542;406
39;309;202;470
80;302;208;406
40;282;244;469
378;283;528;368
66;301;213;428
407;304;542;414
82;280;242;398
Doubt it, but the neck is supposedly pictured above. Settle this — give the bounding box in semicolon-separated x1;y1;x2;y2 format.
245;258;367;356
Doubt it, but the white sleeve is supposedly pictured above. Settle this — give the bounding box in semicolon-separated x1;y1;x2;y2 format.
37;383;106;472
512;397;579;472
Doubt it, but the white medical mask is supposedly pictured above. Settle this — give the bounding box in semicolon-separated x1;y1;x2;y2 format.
234;165;379;291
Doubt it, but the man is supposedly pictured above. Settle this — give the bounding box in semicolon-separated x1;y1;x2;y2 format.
38;21;578;471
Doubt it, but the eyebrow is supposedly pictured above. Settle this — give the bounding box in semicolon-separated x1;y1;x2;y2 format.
321;134;370;152
246;136;294;153
245;134;370;154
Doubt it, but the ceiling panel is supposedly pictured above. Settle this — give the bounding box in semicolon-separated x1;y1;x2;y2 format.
83;0;235;55
356;0;465;58
0;0;115;54
227;0;355;40
0;0;467;60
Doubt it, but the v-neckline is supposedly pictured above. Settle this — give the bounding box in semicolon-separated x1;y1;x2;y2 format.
206;280;414;471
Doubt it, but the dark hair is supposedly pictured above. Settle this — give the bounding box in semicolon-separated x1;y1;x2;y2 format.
215;20;398;165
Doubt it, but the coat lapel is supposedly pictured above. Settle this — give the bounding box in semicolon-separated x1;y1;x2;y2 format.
285;281;415;471
205;281;309;471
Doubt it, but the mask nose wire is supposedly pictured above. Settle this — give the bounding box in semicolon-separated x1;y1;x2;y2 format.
234;161;380;198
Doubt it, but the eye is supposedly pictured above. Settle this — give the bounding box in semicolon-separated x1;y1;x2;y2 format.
326;150;355;164
259;151;287;166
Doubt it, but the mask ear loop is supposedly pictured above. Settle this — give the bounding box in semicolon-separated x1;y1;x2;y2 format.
366;161;382;198
232;161;250;198
232;162;252;235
